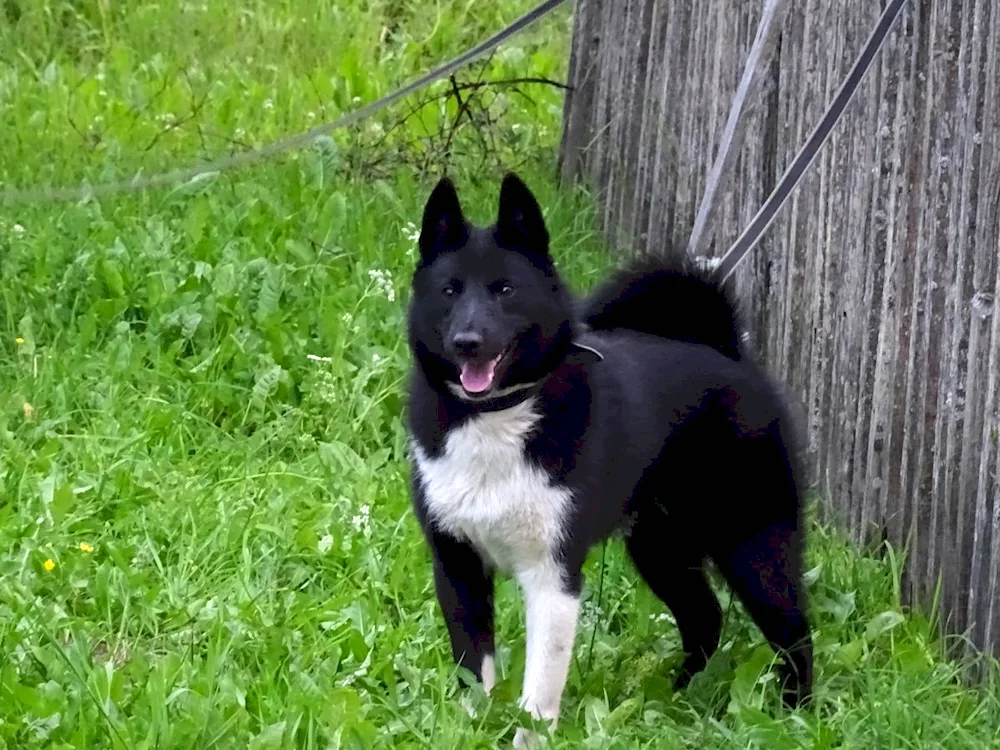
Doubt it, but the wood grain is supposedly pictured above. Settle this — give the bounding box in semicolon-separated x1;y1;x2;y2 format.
559;0;1000;661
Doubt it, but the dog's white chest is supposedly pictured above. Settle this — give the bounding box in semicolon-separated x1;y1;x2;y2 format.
411;399;571;572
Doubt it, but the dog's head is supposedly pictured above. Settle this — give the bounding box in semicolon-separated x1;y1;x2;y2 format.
407;173;572;400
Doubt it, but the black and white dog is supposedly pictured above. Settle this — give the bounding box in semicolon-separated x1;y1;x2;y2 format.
405;174;812;744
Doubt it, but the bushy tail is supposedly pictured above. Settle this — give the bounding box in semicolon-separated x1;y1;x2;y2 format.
579;255;742;361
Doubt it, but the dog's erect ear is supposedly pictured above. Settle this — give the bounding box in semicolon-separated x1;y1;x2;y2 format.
497;173;549;257
420;177;467;261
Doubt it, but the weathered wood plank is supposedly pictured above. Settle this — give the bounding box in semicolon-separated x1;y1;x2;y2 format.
559;0;1000;662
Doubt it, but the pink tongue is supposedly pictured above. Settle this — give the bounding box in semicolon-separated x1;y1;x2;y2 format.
460;357;499;393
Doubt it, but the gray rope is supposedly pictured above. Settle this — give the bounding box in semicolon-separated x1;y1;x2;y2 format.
686;0;788;260
714;0;909;284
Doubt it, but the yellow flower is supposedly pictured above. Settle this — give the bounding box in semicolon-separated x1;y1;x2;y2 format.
15;337;24;345
43;558;56;571
79;542;94;553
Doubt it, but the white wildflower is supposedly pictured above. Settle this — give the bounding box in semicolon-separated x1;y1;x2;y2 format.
263;98;274;110
371;352;382;365
341;312;354;325
351;504;372;538
306;353;333;363
318;534;334;554
305;369;338;406
403;221;420;243
234;127;246;139
12;224;25;236
307;111;316;119
352;96;361;105
367;268;395;302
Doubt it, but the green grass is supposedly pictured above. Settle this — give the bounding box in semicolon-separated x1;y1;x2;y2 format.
1;1;999;748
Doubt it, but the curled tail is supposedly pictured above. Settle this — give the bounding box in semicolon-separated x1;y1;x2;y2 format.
579;256;742;361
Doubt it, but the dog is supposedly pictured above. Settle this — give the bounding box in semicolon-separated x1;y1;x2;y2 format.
405;173;812;744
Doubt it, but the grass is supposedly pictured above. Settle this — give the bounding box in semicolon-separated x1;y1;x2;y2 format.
1;1;999;748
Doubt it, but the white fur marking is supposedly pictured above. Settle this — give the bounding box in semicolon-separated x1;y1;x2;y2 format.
481;653;496;695
412;397;578;744
412;398;571;573
515;563;580;745
513;727;543;748
461;653;496;719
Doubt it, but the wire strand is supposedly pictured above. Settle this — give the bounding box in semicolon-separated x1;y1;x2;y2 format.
0;0;569;206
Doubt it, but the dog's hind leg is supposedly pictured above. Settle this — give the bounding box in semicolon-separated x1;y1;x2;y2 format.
625;503;722;688
715;519;813;708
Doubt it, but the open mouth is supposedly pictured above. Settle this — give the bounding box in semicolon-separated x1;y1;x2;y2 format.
458;349;508;394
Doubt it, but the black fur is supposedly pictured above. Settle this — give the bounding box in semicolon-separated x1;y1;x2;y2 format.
580;257;742;361
406;174;813;711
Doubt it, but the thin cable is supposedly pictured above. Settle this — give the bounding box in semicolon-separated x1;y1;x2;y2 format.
714;0;909;284
686;0;788;259
0;0;569;206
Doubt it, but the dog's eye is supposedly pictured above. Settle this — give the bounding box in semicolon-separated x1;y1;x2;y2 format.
492;281;515;297
442;281;461;298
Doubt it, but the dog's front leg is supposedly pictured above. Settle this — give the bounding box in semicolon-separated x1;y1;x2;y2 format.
428;531;497;694
514;562;580;747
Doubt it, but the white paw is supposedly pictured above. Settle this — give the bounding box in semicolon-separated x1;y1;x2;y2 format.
513;727;544;748
459;691;478;719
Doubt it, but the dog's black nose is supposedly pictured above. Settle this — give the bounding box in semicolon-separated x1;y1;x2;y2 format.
451;331;482;356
